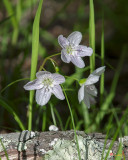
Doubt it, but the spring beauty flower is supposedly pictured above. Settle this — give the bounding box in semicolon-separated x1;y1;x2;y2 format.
78;66;105;108
24;71;65;106
58;31;93;68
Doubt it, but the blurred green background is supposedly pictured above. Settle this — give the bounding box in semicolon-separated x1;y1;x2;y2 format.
0;0;128;136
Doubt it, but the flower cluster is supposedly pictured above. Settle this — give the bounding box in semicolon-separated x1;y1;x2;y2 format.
24;31;105;108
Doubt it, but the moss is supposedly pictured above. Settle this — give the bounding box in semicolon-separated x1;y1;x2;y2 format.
44;135;113;160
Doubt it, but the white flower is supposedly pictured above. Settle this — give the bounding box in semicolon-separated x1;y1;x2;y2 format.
24;71;65;106
78;66;105;108
58;31;93;68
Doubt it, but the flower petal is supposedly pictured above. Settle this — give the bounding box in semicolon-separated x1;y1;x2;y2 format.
52;73;65;84
58;35;69;48
52;85;65;100
36;71;51;79
88;95;96;105
91;66;105;76
67;31;82;46
78;85;85;103
71;56;85;68
61;49;71;63
85;85;97;97
36;88;51;106
84;92;90;108
75;45;93;57
85;75;99;85
24;79;43;90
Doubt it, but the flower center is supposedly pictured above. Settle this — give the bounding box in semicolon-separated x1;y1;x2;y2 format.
42;78;53;87
66;46;73;54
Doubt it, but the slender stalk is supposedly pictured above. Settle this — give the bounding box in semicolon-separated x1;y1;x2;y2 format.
50;103;57;126
1;78;29;93
0;138;9;160
42;106;46;131
39;53;61;71
89;0;95;73
100;14;105;105
62;86;81;160
28;0;44;131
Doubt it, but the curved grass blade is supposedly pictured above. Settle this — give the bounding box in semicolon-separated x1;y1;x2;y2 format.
95;46;127;129
101;114;113;160
54;107;64;131
1;78;29;93
104;106;128;160
0;138;9;160
0;97;25;130
0;15;12;25
28;0;44;131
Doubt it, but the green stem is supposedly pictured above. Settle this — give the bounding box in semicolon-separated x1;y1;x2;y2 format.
62;85;81;160
64;75;79;82
100;13;105;105
50;102;57;126
39;53;61;71
42;106;47;131
89;0;95;73
28;0;44;131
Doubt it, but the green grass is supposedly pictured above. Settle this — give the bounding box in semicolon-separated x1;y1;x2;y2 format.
28;0;44;131
62;85;81;160
89;0;95;72
0;138;9;160
1;78;29;93
3;0;18;44
0;97;25;130
104;106;128;159
100;14;105;105
91;47;126;131
50;102;57;126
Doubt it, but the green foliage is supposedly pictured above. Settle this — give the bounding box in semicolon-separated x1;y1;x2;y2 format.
28;0;44;131
0;97;25;130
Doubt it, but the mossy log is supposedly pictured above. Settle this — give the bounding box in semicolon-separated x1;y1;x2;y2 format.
0;130;128;160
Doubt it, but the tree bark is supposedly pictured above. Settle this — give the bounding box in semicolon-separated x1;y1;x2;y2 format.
0;130;127;160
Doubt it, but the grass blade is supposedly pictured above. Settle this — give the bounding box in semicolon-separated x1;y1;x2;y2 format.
62;85;81;160
81;102;90;132
28;0;44;131
100;14;105;104
0;138;9;160
50;102;57;126
89;0;95;72
54;107;64;130
95;46;127;129
1;78;29;93
3;0;18;44
104;106;128;159
0;97;25;130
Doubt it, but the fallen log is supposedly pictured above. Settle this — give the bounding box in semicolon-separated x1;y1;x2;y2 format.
0;130;127;160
